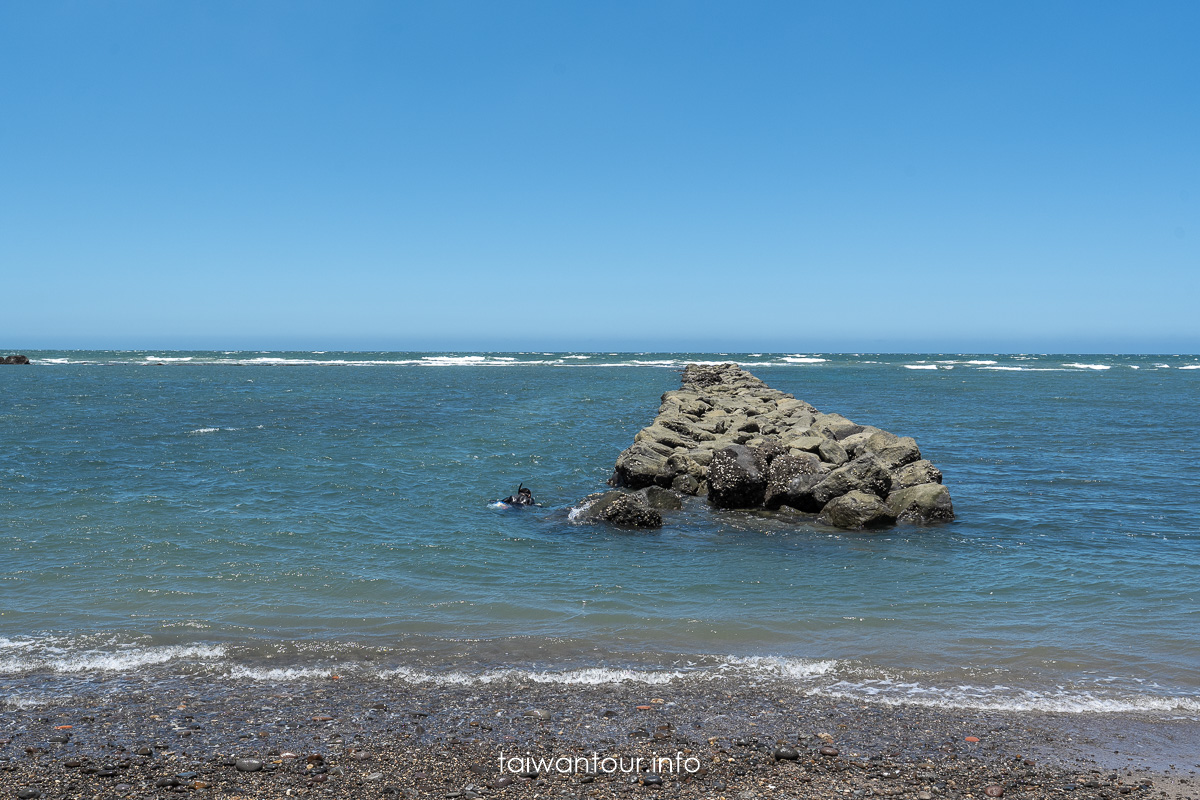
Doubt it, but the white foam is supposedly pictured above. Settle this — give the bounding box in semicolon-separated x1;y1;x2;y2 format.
144;356;194;362
1064;363;1111;370
966;360;998;365
1180;365;1200;370
567;499;596;521
819;680;1200;714
781;357;828;364
189;427;220;435
381;665;698;686
228;665;336;681
420;356;488;365
0;643;226;674
979;366;1066;372
904;365;938;370
717;655;840;680
1;694;52;710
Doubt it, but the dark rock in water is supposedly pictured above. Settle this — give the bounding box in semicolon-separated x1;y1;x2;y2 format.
819;491;897;529
637;486;683;511
811;454;892;506
764;453;825;510
611;443;669;490
773;745;800;760
887;483;954;523
708;445;766;508
598;494;663;529
2;354;31;365
572;491;664;529
598;362;953;529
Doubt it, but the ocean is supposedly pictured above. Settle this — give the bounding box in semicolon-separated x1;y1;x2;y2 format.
2;351;1197;718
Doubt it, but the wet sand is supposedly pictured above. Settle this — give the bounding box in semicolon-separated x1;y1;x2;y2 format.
1;675;1196;799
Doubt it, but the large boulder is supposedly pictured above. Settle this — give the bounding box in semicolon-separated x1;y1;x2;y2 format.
610;443;669;489
707;444;767;508
764;453;826;510
810;453;893;506
572;491;664;529
886;483;954;523
819;490;897;529
892;459;943;490
2;354;30;365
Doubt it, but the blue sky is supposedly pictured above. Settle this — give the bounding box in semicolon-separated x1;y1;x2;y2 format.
2;2;1197;352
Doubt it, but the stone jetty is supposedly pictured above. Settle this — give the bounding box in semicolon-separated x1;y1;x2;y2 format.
577;363;953;530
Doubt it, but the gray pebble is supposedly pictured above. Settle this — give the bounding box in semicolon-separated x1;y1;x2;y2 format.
235;757;263;772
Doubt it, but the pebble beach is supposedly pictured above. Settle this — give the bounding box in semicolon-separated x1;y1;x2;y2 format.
2;674;1197;800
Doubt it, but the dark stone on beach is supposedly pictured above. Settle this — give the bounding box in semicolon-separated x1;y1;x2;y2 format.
235;757;263;772
17;790;42;799
135;746;152;756
773;746;799;760
887;484;955;524
64;758;82;767
708;445;766;508
984;786;1005;797
819;491;897;529
642;772;663;785
48;732;69;743
156;777;182;787
2;354;31;365
819;745;839;757
523;709;551;721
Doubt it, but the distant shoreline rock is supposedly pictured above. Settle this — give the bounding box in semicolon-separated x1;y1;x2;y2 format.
2;354;31;365
578;362;953;531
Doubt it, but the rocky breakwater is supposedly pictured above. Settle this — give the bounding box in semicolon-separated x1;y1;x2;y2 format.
604;363;953;530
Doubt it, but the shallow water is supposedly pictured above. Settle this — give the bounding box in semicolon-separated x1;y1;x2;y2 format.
2;351;1198;715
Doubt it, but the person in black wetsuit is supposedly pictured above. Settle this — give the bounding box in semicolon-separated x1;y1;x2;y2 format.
502;485;536;506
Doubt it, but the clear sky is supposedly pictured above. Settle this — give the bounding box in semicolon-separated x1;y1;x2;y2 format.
2;2;1197;352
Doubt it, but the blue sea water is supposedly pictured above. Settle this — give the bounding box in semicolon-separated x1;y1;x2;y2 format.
1;351;1198;715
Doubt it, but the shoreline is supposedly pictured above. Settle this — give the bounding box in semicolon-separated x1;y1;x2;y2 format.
1;674;1195;799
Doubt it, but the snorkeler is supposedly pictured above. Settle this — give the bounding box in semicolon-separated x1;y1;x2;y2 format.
501;484;536;506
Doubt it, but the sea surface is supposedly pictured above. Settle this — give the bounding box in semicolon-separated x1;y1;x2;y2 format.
2;351;1198;716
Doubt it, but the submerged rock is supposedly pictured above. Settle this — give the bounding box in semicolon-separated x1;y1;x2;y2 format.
604;363;954;530
569;490;666;529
